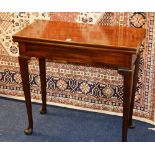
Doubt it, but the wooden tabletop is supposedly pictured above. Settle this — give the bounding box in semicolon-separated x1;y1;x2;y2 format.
13;20;146;51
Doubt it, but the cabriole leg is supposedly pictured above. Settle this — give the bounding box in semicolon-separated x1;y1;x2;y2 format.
39;58;47;114
18;56;33;135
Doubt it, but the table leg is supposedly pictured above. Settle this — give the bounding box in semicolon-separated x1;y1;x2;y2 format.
119;69;133;142
128;54;140;128
39;58;47;114
18;56;33;135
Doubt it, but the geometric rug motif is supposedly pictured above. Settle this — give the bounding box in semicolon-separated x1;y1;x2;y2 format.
0;12;12;31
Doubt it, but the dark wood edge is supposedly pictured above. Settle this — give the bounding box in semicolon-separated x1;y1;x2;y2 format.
13;37;137;54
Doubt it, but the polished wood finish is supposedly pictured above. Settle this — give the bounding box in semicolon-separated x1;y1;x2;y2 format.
13;20;145;51
13;20;145;142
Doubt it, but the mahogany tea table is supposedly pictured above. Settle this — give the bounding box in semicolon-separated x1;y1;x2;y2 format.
13;20;145;142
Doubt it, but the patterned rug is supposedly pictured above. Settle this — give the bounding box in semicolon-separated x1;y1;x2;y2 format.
0;12;155;124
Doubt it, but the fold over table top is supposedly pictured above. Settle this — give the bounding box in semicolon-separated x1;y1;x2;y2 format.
13;20;146;53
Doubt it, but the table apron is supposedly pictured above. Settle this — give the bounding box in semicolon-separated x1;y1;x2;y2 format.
20;44;135;69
